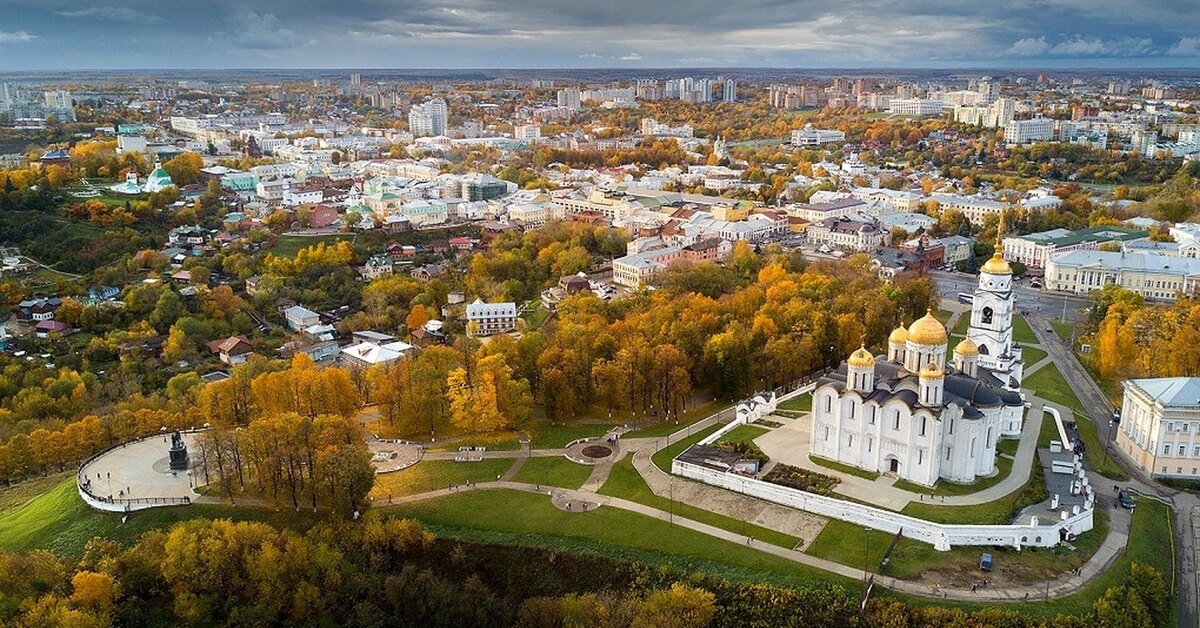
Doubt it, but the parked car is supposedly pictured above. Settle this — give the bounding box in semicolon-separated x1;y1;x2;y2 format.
979;553;993;572
1118;492;1136;510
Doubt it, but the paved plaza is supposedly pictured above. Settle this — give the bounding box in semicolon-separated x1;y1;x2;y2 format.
79;432;202;501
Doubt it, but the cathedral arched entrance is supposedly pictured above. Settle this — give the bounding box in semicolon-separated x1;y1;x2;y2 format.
883;455;901;474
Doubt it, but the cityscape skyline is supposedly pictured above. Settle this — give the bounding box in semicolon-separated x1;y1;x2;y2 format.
2;0;1200;71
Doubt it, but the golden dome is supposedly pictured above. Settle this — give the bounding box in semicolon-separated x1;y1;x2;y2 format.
980;252;1012;275
888;325;909;344
907;310;948;346
848;345;876;368
954;338;979;357
919;361;944;379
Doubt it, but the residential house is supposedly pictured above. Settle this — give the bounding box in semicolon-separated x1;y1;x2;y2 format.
16;297;61;322
205;335;254;365
465;300;519;337
359;256;394;281
284;305;321;331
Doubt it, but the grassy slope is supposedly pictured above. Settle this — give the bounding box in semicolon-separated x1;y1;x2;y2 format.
651;424;723;473
384;488;851;592
1021;346;1048;368
371;459;515;500
1012;316;1038;345
510;456;593;489
267;234;354;257
0;477;315;558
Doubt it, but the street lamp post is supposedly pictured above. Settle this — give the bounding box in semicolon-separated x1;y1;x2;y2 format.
1102;416;1119;470
863;527;871;584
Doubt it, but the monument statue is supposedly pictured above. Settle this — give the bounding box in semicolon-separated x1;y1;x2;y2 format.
168;431;189;471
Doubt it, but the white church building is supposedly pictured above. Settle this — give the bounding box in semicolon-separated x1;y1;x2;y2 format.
810;235;1027;487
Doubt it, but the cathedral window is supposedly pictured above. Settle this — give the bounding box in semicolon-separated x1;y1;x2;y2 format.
948;418;954;435
825;395;832;413
919;416;926;436
970;437;977;458
981;307;993;325
824;426;830;441
945;447;951;461
918;449;923;465
893;412;900;431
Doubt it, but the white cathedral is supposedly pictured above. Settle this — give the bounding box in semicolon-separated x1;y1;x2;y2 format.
810;236;1026;487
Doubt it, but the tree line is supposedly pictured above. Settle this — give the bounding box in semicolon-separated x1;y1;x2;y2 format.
0;516;1172;627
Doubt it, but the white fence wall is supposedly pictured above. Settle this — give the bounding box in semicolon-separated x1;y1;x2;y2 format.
673;459;1093;551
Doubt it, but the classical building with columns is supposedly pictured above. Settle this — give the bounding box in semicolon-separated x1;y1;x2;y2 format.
809;239;1027;486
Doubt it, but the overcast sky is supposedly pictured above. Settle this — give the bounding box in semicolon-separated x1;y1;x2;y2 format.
2;0;1200;70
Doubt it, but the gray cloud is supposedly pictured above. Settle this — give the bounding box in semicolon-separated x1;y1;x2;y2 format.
5;0;1200;68
56;6;163;24
229;11;301;49
0;30;37;43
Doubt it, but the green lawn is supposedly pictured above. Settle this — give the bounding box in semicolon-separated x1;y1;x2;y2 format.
0;477;316;558
1024;363;1085;413
371;459;515;500
267;234;354;257
624;401;731;438
651;424;724;473
894;453;1015;497
715;424;769;446
777;393;812;414
1012;315;1038;345
1021;346;1048;368
1050;320;1073;343
997;437;1021;457
809;455;881;481
510;456;593;489
598;455;800;549
384;489;852;592
520;306;551;329
952;313;971;336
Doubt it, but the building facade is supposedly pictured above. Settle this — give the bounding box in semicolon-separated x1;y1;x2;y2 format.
1116;378;1200;478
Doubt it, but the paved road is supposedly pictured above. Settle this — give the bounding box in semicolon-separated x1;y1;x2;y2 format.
929;270;1089;321
1029;314;1199;627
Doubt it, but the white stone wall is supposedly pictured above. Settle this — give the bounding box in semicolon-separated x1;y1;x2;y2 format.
673;459;1094;550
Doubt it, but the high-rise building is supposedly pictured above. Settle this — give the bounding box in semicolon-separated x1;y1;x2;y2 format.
977;78;999;105
408;98;448;137
556;87;581;110
1003;116;1055;145
42;90;76;121
722;79;737;103
350;73;362;86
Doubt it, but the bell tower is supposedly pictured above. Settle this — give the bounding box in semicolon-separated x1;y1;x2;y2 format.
967;208;1022;386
